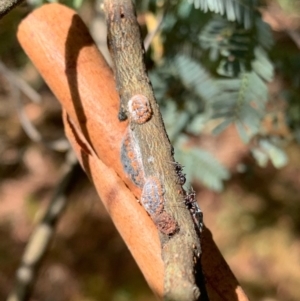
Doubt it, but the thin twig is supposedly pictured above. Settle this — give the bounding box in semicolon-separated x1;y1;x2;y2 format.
0;0;24;19
6;153;78;301
143;1;169;53
13;85;43;142
143;12;164;52
104;1;204;300
0;61;41;104
1;61;42;141
287;30;300;49
11;76;69;151
0;62;70;152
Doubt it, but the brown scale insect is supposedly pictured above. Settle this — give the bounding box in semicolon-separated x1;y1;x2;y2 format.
170;161;186;186
153;211;178;236
128;94;152;124
141;176;178;236
141;176;164;216
120;130;144;187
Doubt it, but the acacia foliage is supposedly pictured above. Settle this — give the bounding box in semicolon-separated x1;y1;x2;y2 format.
136;0;296;191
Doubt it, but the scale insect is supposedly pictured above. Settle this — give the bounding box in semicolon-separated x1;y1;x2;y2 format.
141;176;178;236
141;176;164;216
120;130;145;187
128;94;152;124
153;211;178;236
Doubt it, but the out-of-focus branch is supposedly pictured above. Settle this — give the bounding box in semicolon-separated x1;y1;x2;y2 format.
144;12;164;52
0;0;24;19
287;30;300;49
17;4;250;301
6;154;78;301
0;61;70;152
0;61;41;104
12;85;69;151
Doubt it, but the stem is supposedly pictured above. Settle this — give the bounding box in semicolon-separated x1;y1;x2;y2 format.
103;1;203;300
0;0;24;19
6;157;78;301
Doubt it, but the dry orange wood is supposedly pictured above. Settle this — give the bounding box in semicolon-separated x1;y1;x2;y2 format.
17;3;249;301
62;109;163;296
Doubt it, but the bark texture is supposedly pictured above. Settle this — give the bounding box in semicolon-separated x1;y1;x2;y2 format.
104;1;202;300
0;0;24;19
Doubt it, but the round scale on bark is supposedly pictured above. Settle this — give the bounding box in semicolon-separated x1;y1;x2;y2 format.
153;211;178;235
120;130;145;187
141;176;164;216
128;94;152;124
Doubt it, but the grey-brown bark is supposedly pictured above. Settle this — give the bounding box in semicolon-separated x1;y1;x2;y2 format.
0;0;24;19
103;1;203;300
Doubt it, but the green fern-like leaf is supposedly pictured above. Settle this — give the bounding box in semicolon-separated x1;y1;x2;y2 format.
175;135;230;191
160;100;191;141
189;0;257;29
175;54;219;101
199;15;273;77
173;53;272;142
251;139;288;168
212;67;270;141
147;0;284;186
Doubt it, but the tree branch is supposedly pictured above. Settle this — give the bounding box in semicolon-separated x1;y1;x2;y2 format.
103;1;203;300
0;0;24;19
17;4;250;301
0;61;41;103
6;155;78;301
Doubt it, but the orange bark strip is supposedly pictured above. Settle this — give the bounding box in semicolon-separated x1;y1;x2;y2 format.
17;3;249;301
17;3;139;196
17;3;163;295
62;109;163;296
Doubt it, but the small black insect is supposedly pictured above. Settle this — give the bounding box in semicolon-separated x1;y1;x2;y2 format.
171;145;174;156
173;161;183;173
171;161;186;186
118;107;128;121
185;188;203;233
177;173;186;186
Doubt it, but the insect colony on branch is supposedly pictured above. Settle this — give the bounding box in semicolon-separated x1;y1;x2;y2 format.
121;94;203;235
172;162;203;233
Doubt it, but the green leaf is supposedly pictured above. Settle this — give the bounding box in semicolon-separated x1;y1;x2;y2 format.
175;136;230;191
189;0;257;29
259;139;288;168
236;120;250;143
212;118;233;135
251;148;269;167
161;100;190;141
175;55;219;101
251;139;288;168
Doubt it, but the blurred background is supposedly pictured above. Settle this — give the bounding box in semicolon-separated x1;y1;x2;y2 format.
0;0;300;300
